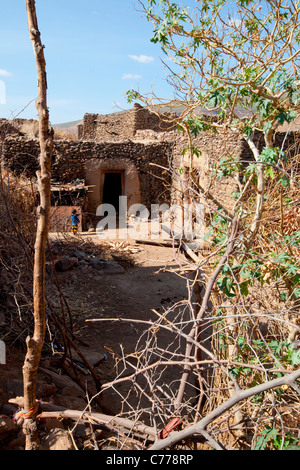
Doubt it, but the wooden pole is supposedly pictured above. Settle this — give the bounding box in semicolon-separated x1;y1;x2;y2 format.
22;0;53;450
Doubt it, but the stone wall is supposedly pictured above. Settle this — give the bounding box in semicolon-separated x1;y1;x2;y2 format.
169;126;300;213
95;110;136;142
3;114;299;225
2;136;173;213
0;118;38;140
169;127;245;212
80;104;177;142
79;114;98;141
0;119;20;139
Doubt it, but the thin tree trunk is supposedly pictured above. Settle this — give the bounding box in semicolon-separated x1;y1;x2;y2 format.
174;215;239;412
22;0;53;450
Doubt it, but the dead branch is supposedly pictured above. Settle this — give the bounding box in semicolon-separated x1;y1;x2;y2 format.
149;368;300;450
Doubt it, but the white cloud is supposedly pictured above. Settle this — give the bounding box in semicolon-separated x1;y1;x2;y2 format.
0;69;12;77
129;55;154;64
122;74;142;80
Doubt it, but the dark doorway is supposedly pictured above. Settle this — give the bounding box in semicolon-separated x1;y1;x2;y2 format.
102;171;123;214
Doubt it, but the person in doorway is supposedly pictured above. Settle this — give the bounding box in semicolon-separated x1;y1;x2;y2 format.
71;209;80;235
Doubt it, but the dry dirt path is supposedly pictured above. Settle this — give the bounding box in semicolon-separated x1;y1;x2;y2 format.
0;234;194;422
54;237;192;414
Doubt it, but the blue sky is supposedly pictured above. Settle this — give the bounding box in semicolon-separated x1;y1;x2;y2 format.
0;0;175;124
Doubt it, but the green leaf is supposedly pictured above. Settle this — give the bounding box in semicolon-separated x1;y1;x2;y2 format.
275;109;297;125
294;288;300;298
280;292;288;302
125;90;139;103
258;98;272;119
243;123;253;138
278;175;290;188
260;147;279;164
265;167;275;179
240;281;249;297
254;427;279;450
290;350;300;366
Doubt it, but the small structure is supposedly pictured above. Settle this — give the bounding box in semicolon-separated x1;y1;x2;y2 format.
3;104;299;235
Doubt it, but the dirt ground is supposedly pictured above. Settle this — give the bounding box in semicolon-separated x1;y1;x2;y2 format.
0;234;192;421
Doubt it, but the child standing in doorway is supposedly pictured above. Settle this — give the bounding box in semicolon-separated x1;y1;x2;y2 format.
71;209;80;235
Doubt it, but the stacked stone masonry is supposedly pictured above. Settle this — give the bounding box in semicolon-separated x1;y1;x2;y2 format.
80;104;177;143
2;106;300;221
2;136;174;213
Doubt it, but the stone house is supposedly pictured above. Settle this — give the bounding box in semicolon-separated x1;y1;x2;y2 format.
1;107;299;233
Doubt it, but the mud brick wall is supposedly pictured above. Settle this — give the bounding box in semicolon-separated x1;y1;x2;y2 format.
0;119;20;139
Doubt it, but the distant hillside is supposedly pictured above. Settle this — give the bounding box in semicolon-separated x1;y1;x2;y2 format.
53;120;82;136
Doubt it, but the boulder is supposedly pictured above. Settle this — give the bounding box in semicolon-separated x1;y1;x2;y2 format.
7;379;57;400
73;251;88;260
39;429;75;451
1;404;18;418
38;368;85;396
70;348;106;367
101;260;125;274
55;257;77;272
90;258;125;274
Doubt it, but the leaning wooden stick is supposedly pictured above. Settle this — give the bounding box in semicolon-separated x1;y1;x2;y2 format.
22;0;53;450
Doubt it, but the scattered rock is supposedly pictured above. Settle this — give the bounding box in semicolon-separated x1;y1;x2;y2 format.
101;260;125;274
70;348;106;367
73;251;88;260
90;258;125;274
78;259;88;266
1;404;18;418
89;258;103;269
43;418;65;432
39;428;75;451
0;415;17;441
55;257;77;272
4;430;25;450
7;379;56;400
39;368;85;396
81;266;94;275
